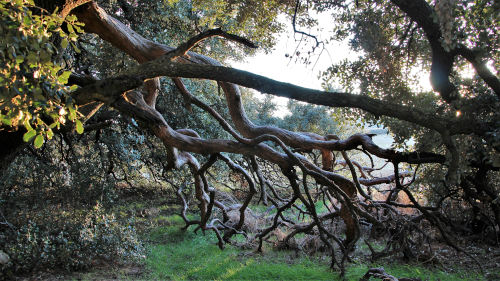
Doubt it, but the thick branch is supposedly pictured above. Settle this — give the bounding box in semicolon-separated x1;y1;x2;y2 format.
456;45;500;97
34;0;92;18
390;0;456;103
70;1;457;164
130;60;484;136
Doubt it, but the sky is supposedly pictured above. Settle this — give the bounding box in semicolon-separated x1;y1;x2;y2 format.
228;13;354;116
226;13;433;152
228;12;433;116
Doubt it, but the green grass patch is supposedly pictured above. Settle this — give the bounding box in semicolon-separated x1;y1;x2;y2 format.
143;215;488;280
145;221;333;280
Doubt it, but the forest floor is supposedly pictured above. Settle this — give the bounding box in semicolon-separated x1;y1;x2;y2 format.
17;193;500;281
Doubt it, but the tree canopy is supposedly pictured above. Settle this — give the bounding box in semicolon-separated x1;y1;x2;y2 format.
0;0;499;276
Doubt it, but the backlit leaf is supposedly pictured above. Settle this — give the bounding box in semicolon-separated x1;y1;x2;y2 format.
23;129;36;142
75;119;84;134
61;38;68;49
58;71;71;84
34;134;44;148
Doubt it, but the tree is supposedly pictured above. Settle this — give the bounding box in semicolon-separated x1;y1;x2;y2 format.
1;0;498;275
314;0;500;232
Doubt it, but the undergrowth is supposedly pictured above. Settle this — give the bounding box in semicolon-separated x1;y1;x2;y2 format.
140;214;486;281
5;195;491;280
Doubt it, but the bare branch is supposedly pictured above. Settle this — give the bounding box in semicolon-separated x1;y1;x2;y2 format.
167;28;257;60
292;0;322;49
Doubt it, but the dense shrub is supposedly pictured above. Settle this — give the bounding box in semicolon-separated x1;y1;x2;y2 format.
0;203;144;278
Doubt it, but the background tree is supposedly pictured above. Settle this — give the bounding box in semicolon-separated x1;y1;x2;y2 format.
314;0;500;231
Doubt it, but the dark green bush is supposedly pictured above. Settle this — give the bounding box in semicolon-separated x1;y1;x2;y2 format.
0;203;144;278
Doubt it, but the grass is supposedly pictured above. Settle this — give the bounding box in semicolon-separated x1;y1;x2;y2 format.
146;223;334;280
142;214;487;280
61;200;490;281
13;191;493;281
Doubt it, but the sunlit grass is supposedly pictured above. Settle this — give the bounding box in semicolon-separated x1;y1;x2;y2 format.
145;220;333;280
143;214;486;281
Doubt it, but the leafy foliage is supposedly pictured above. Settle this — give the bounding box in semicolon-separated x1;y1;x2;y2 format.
244;91;344;136
313;0;500;237
190;0;292;53
0;203;144;277
0;127;150;277
0;0;85;146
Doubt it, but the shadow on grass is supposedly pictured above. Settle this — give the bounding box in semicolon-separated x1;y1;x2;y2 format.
146;218;334;280
144;215;486;281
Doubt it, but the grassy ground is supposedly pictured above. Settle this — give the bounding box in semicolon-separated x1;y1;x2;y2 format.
146;224;333;280
138;214;485;281
25;198;493;281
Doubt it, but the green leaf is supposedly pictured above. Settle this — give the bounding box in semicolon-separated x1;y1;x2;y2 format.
75;119;84;134
71;42;80;53
74;25;84;33
23;16;31;26
61;38;68;49
40;50;51;63
66;14;77;22
26;52;38;65
46;129;54;140
23;129;36;142
34;134;44;148
68;106;76;120
23;118;33;131
0;117;12;126
58;71;71;84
